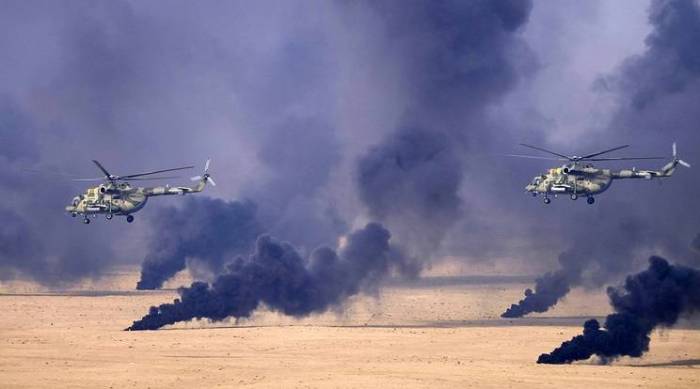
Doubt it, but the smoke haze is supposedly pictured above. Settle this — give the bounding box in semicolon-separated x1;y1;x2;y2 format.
0;0;697;338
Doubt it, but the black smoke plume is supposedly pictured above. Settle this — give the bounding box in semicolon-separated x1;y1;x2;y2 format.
128;223;414;330
502;218;652;318
136;197;261;290
355;0;533;256
538;256;700;364
501;268;574;318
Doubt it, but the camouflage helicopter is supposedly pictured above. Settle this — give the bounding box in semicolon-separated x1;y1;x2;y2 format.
65;159;215;224
509;143;690;205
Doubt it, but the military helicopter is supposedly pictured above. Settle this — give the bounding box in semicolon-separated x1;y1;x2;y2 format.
65;159;215;224
509;143;690;205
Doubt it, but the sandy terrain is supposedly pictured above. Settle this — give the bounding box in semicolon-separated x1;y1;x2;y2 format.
0;272;698;388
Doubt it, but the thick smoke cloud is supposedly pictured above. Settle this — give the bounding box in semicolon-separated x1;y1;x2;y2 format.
127;0;538;322
358;128;462;254
251;117;347;251
599;0;700;249
504;0;700;316
128;223;414;330
0;0;540;287
136;197;261;290
4;0;696;307
354;0;533;257
612;0;700;109
538;256;700;364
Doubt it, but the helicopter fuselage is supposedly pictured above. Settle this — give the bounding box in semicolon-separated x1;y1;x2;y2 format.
66;183;148;217
526;164;614;195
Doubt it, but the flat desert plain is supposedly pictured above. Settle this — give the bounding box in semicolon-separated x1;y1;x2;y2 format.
1;271;698;388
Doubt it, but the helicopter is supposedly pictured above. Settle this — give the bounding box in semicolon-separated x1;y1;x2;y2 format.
65;159;215;224
509;143;690;205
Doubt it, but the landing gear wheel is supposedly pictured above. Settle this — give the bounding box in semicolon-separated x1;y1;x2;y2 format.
587;197;595;205
83;218;90;224
570;194;578;200
543;197;551;204
126;215;134;223
106;213;113;220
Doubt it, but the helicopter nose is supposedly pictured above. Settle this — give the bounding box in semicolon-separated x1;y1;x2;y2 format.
65;205;76;213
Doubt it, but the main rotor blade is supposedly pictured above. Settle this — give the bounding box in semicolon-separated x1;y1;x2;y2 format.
120;165;194;179
505;154;567;161
126;176;182;181
71;177;107;182
581;145;629;159
92;160;112;178
585;157;664;161
519;144;571;160
72;175;183;182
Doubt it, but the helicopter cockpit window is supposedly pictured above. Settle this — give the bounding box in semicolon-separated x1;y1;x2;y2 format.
532;177;541;185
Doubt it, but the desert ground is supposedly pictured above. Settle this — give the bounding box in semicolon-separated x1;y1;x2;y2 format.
1;269;698;388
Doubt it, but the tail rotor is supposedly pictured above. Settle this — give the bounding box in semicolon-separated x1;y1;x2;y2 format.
673;142;691;168
190;159;216;186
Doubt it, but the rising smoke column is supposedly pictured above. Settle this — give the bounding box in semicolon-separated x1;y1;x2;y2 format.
538;256;700;364
355;0;533;256
136;197;261;290
502;218;654;318
501;266;576;318
128;222;413;330
502;246;588;318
